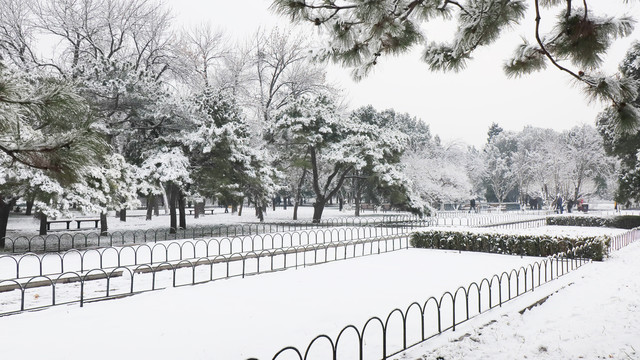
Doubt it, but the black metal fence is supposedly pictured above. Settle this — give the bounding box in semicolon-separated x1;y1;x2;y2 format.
2;213;556;254
609;228;640;251
1;215;420;253
478;217;547;230
0;227;405;279
270;227;640;360
0;234;409;316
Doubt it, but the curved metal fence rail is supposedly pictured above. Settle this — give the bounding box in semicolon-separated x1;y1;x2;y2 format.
426;214;551;227
609;228;640;252
0;235;409;316
270;228;640;360
0;227;407;280
1;213;555;254
1;215;422;254
478;217;547;230
271;254;588;360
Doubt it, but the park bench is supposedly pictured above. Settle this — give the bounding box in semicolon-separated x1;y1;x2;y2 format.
380;204;393;212
188;208;215;215
360;204;377;212
75;219;100;229
46;218;100;231
46;219;74;231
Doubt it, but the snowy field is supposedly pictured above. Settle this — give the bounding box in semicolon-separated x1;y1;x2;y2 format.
0;209;637;359
396;240;640;360
0;248;545;360
3;206;403;238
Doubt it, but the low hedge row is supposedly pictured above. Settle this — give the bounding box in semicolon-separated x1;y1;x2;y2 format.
546;215;640;229
410;230;610;261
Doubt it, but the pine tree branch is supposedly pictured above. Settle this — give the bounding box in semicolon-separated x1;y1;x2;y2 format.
440;0;470;16
0;142;66;171
532;0;616;101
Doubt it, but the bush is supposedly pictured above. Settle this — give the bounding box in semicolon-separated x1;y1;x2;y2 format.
410;230;610;261
546;215;640;229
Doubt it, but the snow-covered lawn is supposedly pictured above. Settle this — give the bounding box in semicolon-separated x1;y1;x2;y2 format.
0;248;543;360
1;211;637;359
395;240;640;360
3;206;402;238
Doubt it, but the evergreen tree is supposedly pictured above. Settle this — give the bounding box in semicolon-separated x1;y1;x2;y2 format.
597;42;640;205
271;95;409;222
0;64;106;245
272;0;639;128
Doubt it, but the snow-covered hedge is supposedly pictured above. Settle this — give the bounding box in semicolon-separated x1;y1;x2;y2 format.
546;215;640;229
410;230;610;261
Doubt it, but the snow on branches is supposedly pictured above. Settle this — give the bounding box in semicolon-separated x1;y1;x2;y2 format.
273;0;640;129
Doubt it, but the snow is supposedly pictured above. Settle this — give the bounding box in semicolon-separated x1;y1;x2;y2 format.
395;240;640;360
1;211;637;360
0;249;542;360
431;225;630;238
3;206;403;238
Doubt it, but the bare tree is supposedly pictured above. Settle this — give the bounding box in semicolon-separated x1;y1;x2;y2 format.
0;0;36;66
24;0;174;76
173;22;228;89
250;27;328;125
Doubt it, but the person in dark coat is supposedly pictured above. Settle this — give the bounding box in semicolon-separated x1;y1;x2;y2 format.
556;195;564;214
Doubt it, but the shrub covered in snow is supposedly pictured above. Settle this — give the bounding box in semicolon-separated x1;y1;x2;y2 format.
410;230;610;261
546;215;640;229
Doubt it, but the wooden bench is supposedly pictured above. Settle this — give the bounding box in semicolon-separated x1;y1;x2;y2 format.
188;209;215;215
380;204;393;212
75;219;100;229
361;204;377;212
46;219;74;230
46;219;100;231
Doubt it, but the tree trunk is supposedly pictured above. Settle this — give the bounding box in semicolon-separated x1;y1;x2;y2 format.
161;185;170;215
238;199;244;216
355;179;361;217
293;168;307;221
168;184;178;234
39;212;47;236
178;193;186;230
154;198;160;216
120;208;127;222
0;199;15;248
25;196;34;216
100;212;108;236
293;201;299;220
146;195;155;220
255;202;264;222
312;198;326;223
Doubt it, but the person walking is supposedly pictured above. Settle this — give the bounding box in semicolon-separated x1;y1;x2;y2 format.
557;194;564;214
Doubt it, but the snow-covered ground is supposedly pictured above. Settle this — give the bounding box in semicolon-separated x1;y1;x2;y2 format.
1;210;637;359
3;206;375;238
395;240;640;360
0;249;545;360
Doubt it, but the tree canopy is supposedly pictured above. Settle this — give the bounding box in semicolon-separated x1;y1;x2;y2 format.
272;0;639;129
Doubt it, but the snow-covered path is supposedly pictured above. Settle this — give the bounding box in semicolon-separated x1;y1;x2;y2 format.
395;240;640;360
0;249;542;360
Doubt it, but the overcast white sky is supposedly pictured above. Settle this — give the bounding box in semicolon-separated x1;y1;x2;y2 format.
168;0;640;148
